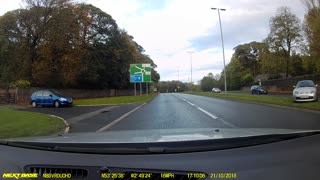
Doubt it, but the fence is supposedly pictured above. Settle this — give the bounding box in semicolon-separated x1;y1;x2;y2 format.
261;74;320;91
0;93;16;104
0;88;141;104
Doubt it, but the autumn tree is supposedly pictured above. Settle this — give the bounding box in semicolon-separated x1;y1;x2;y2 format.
233;41;267;76
303;0;320;74
0;0;160;89
266;7;302;77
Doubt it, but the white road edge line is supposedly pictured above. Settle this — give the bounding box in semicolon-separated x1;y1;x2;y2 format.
96;103;146;132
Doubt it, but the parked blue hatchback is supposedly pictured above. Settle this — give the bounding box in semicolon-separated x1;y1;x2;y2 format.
30;90;73;108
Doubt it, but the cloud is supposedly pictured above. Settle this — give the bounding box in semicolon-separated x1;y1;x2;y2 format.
0;0;23;15
114;0;306;83
1;0;307;83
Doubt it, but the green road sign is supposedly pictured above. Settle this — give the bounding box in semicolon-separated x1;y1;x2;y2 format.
130;64;152;83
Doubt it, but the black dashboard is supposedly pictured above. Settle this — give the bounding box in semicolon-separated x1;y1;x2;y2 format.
1;134;320;180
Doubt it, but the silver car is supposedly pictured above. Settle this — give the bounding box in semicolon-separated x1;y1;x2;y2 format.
293;80;318;102
212;88;221;93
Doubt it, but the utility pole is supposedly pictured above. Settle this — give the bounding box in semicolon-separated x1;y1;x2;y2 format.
177;66;180;92
187;51;194;91
211;8;227;95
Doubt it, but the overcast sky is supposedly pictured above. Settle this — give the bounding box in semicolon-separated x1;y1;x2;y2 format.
1;0;307;83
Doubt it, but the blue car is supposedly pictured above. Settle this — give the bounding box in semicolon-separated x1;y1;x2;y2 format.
250;85;268;95
30;90;73;108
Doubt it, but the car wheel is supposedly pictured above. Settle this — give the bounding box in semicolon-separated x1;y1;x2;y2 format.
54;100;60;108
31;101;37;108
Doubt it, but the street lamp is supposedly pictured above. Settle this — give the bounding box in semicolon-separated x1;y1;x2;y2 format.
177;66;180;92
211;7;227;95
187;51;194;91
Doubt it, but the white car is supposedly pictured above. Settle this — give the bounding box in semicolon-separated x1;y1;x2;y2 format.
212;88;221;93
293;80;318;102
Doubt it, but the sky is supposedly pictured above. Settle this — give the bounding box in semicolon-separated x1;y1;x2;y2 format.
0;0;307;84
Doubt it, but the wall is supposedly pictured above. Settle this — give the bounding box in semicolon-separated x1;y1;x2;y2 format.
261;74;320;91
242;74;320;94
0;88;138;104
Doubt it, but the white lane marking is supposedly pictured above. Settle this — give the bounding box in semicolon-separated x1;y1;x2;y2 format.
175;95;238;128
197;107;237;128
176;96;187;102
196;107;218;119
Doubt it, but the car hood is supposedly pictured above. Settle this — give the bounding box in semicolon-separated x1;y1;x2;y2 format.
4;128;319;144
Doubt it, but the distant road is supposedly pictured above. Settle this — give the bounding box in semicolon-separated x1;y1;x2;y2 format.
108;93;320;131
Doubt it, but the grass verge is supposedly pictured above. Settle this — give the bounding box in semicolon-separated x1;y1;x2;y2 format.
75;94;157;106
0;108;65;139
184;91;320;111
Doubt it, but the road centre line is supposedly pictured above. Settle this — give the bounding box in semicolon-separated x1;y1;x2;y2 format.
187;101;196;106
175;95;238;128
196;107;218;119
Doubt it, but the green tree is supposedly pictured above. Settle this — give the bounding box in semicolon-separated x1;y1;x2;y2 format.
266;6;302;77
303;0;320;74
233;41;266;76
200;76;214;92
200;73;221;91
156;81;188;93
0;1;160;89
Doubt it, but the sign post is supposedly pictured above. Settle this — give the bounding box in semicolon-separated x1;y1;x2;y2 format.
130;64;152;95
146;83;148;95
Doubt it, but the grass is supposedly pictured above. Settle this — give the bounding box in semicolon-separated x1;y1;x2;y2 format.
0;108;65;139
184;91;320;111
75;93;157;106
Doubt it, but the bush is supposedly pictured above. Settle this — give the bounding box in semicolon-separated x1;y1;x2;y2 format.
240;73;254;86
10;80;31;88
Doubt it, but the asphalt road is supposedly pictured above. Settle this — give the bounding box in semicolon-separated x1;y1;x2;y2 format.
108;93;320;131
18;93;320;133
17;104;142;133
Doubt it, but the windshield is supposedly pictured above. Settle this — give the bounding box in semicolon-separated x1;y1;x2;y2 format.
296;81;315;88
0;0;320;148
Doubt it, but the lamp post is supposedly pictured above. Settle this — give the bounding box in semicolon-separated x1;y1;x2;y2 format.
211;8;227;95
177;66;180;92
187;51;194;91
